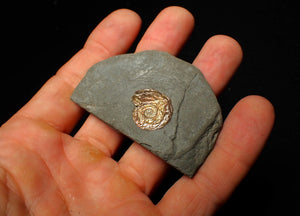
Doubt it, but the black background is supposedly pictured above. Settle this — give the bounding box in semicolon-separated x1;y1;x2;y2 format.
1;0;299;215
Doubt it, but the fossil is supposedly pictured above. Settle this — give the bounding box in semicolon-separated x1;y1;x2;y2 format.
131;89;173;130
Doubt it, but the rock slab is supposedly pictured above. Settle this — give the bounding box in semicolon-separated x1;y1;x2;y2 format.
71;50;223;177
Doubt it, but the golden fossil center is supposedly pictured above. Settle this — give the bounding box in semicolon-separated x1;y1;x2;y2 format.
131;89;173;130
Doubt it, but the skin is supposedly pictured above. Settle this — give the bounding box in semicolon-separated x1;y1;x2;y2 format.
0;6;275;216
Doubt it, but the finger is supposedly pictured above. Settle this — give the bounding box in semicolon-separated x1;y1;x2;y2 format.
193;35;243;95
157;96;275;216
75;114;124;157
74;9;142;155
10;9;141;133
119;6;195;195
136;6;195;54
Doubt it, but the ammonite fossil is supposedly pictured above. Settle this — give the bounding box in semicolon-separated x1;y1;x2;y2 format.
131;89;173;130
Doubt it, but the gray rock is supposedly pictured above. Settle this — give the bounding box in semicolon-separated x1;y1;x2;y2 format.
71;50;222;177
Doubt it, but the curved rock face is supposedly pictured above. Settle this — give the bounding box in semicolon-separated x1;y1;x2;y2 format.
71;50;223;177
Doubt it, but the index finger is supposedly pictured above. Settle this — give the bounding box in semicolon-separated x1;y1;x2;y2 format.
9;9;141;133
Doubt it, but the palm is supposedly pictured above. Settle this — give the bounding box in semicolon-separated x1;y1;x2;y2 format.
0;7;274;216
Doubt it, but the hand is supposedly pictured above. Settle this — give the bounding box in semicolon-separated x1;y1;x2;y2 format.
0;7;274;216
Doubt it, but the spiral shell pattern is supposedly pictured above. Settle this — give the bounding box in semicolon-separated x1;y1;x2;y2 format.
131;89;173;130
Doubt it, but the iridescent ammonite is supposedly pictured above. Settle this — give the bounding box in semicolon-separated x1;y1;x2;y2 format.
131;89;173;130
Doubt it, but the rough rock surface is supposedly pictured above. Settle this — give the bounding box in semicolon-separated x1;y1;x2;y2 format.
71;50;223;177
